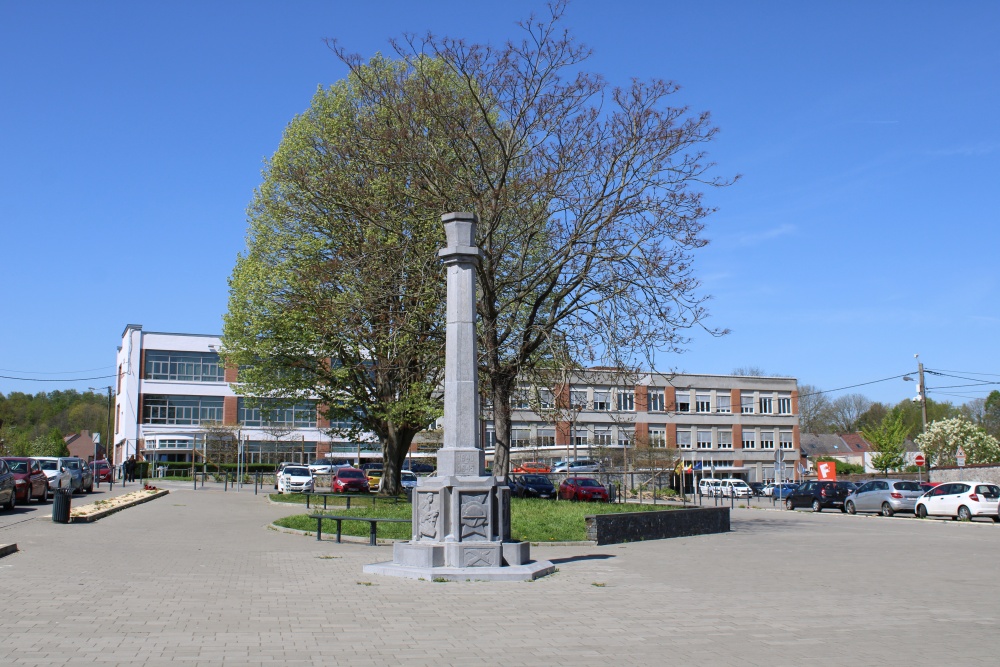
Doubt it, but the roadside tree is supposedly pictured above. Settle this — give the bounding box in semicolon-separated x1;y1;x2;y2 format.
915;417;1000;467
861;411;908;474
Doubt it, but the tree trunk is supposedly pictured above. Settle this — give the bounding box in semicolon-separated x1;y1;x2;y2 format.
491;378;515;480
380;424;417;496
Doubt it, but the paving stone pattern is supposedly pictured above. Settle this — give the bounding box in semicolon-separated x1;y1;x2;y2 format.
1;480;997;666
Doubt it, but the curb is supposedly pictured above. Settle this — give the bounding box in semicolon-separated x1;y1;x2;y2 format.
0;543;18;558
69;489;170;523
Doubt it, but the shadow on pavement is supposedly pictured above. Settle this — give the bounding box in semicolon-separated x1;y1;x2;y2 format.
548;553;616;564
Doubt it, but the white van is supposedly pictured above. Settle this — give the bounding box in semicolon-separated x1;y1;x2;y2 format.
718;478;752;498
698;478;723;497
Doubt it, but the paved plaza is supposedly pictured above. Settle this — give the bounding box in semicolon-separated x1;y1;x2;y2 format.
1;482;997;666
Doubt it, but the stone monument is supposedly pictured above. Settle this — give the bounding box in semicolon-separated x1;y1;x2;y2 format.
364;212;554;582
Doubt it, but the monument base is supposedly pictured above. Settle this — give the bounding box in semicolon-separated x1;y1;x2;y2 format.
363;557;555;583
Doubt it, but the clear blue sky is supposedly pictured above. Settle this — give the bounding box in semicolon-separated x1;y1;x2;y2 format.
2;1;997;407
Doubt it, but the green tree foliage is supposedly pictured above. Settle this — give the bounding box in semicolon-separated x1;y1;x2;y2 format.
333;2;731;476
816;456;865;475
861;410;908;474
222;56;473;495
0;390;110;457
984;390;1000;438
915;417;1000;467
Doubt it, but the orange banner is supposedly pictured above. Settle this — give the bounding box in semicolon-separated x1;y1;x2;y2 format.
816;460;837;481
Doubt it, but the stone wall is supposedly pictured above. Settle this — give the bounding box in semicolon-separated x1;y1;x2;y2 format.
585;507;729;545
931;464;1000;485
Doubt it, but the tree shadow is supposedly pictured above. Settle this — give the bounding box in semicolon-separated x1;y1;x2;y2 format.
547;553;616;564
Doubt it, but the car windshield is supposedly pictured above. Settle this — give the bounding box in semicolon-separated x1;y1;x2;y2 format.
7;461;28;473
522;475;549;484
401;472;417;481
64;460;80;469
284;467;309;476
339;470;364;479
576;479;601;488
39;460;58;470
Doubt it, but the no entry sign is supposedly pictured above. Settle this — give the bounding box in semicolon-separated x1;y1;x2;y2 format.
915;454;925;467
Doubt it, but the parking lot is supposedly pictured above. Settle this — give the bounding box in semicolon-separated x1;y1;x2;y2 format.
1;481;998;666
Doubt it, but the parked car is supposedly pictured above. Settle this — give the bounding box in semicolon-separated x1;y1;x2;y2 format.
2;457;49;504
718;478;753;498
785;480;851;512
64;457;94;493
551;459;601;473
91;459;113;483
277;466;314;494
914;481;1000;522
0;459;16;510
845;479;925;516
512;461;551;474
771;483;799;500
400;471;419;490
919;481;942;494
513;474;556;499
748;482;765;497
558;477;609;502
402;460;435;474
365;467;384;492
698;478;723;497
332;468;371;493
273;461;298;489
35;456;73;497
308;459;336;475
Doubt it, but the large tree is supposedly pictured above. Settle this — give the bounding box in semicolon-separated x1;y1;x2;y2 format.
861;411;907;474
796;384;834;433
333;2;730;476
223;57;470;494
916;417;1000;467
829;393;873;433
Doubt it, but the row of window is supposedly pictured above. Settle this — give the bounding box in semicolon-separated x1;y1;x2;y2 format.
142;395;319;428
512;387;793;415
491;424;795;451
144;351;225;383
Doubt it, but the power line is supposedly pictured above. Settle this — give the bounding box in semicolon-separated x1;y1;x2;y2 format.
797;373;910;398
0;374;116;382
927;368;1000;378
0;365;114;375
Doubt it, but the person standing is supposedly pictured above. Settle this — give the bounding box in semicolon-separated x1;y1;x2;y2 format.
126;455;136;483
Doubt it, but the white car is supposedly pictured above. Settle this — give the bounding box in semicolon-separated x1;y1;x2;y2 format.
551;459;601;473
915;481;1000;522
308;459;335;475
698;478;723;497
277;466;315;494
400;471;419;490
35;457;72;497
718;479;752;498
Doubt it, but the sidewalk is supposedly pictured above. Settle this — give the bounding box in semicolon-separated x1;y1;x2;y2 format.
1;486;995;666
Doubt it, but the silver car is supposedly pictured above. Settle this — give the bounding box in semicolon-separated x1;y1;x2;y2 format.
845;479;924;516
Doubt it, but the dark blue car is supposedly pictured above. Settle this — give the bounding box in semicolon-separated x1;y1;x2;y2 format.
772;483;799;499
512;474;556;499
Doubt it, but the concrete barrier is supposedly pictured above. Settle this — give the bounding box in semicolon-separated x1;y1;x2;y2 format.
585;507;730;545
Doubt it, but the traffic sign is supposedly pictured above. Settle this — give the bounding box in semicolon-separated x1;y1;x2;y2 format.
775;448;785;464
914;454;925;467
956;446;966;467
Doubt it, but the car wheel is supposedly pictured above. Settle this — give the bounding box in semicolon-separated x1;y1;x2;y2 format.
916;504;927;519
37;488;48;504
957;505;972;522
4;491;14;511
87;482;94;493
785;498;793;510
846;501;856;515
811;499;822;513
881;502;895;517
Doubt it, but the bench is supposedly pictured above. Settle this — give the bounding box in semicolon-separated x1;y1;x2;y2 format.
302;492;404;510
310;515;411;546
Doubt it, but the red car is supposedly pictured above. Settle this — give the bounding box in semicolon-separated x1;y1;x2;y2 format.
91;459;113;483
332;468;371;493
2;457;49;504
558;477;609;502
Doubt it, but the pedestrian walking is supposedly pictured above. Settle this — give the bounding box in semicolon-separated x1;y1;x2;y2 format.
126;455;136;483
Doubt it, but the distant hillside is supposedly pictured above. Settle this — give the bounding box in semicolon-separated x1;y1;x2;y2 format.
0;389;112;457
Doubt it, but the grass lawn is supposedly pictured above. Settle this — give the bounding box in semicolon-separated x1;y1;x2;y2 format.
272;496;676;542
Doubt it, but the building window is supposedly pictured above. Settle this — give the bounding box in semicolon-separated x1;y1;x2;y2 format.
510;388;530;410
741;395;754;414
594;431;612;446
676;393;691;412
535;389;553;410
718;430;733;450
484;427;496;450
742;429;756;449
676;429;692;450
593;390;611;411
779;431;794;450
572;429;588;446
717;394;731;414
759;396;773;414
649;425;666;448
648;390;665;412
778;397;792;415
617;428;634;448
144;351;225;383
617;390;634;412
760;429;775;450
143;395;224;425
537;428;555;447
511;428;531;448
696;395;711;413
570;390;588;410
697;430;712;449
237;399;317;428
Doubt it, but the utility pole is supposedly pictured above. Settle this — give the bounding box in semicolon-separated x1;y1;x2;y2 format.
916;354;928;433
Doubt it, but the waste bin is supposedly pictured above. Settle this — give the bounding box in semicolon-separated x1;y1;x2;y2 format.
607;483;618;504
52;489;72;524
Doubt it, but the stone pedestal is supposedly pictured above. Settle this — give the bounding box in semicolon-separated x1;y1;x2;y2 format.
364;213;552;582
